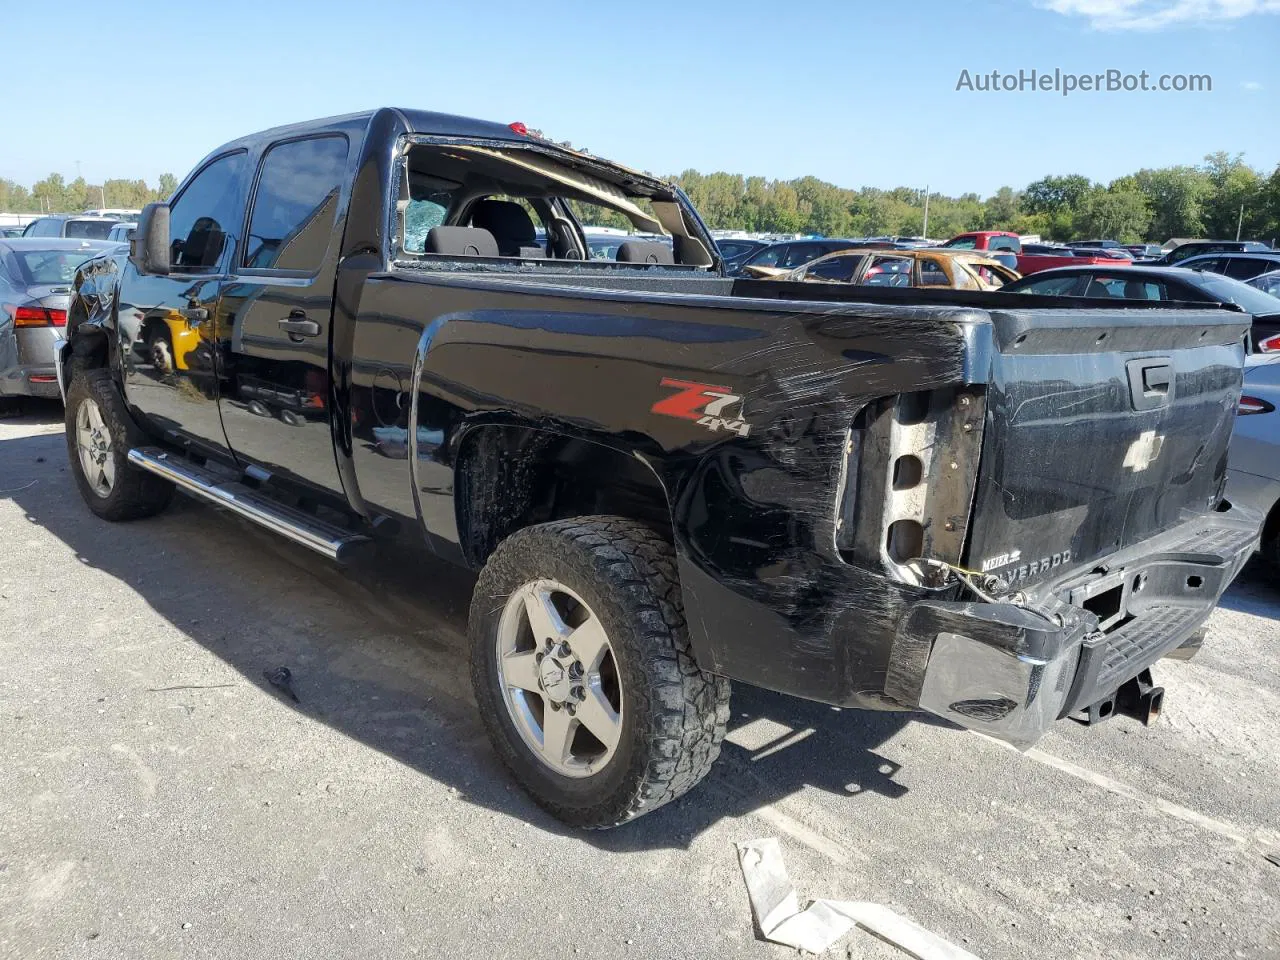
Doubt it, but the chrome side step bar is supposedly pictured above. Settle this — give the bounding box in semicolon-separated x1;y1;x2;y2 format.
127;446;370;562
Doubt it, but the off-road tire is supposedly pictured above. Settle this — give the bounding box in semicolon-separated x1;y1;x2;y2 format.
470;516;731;828
65;369;174;521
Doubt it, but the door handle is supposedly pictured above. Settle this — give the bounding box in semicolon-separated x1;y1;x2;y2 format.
278;313;321;339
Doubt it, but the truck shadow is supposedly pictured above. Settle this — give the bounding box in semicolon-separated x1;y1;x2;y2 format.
1214;558;1280;618
4;421;936;851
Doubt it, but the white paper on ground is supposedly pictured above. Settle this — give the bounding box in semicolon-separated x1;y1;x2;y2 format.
735;837;983;959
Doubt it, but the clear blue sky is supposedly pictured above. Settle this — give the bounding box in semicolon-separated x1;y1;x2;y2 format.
2;0;1276;197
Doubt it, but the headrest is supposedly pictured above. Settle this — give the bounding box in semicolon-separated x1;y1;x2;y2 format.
426;226;499;258
616;240;674;265
468;200;536;249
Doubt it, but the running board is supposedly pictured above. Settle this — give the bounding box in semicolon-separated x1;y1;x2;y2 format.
127;446;370;562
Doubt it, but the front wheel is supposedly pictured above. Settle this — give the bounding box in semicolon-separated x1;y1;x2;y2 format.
470;516;730;828
65;369;174;521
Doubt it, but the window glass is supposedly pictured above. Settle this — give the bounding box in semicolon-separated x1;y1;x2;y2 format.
859;255;913;287
1185;257;1225;273
244;137;348;270
919;258;950;286
1224;258;1271;281
804;255;861;282
1095;276;1166;300
168;151;247;271
779;243;824;269
987;235;1019;252
1252;274;1280;298
942;236;976;250
11;250;98;284
973;264;1009;287
746;245;786;268
1014;275;1081;296
65;220;114;240
1170;243;1227;263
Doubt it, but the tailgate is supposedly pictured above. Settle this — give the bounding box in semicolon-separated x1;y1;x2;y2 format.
963;307;1249;589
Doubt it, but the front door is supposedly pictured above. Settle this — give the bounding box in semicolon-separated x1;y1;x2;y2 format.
217;135;350;496
120;151;248;457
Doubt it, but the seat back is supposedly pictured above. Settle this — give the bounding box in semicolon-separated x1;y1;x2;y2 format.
426;226;499;257
617;240;674;265
468;199;541;257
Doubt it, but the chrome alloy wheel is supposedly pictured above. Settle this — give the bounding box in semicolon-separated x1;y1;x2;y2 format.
75;398;115;498
495;579;624;778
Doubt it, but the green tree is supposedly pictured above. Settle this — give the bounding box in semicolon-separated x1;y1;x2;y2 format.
1130;166;1208;241
1073;185;1151;242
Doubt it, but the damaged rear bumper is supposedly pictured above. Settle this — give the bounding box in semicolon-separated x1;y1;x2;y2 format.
903;503;1259;747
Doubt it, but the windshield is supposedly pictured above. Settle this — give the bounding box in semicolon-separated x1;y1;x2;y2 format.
1252;273;1280;297
12;249;97;284
1194;272;1280;315
65;220;115;240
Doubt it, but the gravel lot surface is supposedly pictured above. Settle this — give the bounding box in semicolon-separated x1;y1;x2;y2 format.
2;401;1278;960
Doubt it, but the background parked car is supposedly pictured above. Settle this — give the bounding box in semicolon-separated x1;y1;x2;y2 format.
106;222;136;244
729;238;866;276
1000;264;1280;350
1126;243;1164;258
1226;354;1280;569
0;226;26;239
1140;239;1272;266
1177;251;1280;283
20;215;123;241
758;247;1019;289
1;238;116;407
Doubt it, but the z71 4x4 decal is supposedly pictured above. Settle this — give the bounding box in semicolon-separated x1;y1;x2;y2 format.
651;378;751;437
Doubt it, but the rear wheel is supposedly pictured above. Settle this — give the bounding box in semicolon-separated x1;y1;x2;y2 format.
470;516;730;828
65;369;173;521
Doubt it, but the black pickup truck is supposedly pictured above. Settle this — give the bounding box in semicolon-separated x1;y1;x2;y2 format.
57;107;1258;828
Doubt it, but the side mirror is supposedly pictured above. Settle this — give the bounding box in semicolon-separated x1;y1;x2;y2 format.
130;203;171;276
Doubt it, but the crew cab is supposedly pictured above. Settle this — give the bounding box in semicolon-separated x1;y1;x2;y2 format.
57;108;1259;828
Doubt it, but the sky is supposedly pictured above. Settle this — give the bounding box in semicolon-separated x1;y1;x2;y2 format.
1;0;1276;199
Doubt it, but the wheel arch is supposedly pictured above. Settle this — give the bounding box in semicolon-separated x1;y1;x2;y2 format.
448;421;674;569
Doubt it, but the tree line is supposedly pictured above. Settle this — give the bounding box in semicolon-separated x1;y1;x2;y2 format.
6;150;1279;244
0;173;179;215
592;152;1280;244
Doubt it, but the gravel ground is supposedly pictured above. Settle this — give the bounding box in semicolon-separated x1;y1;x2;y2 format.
2;400;1278;960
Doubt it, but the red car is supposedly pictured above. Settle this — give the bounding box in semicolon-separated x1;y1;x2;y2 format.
942;231;1123;275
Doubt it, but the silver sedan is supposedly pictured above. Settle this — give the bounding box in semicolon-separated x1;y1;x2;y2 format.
1227;353;1280;566
0;238;116;405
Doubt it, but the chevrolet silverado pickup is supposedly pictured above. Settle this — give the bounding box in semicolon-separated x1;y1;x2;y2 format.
57;108;1259;828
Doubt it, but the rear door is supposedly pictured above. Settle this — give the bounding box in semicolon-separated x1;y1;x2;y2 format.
217;134;350;495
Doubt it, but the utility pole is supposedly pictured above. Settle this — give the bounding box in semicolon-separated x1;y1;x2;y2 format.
922;185;930;239
100;186;107;208
1236;203;1244;241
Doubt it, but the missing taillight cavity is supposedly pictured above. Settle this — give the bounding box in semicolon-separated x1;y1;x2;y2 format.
892;454;923;490
886;519;923;564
